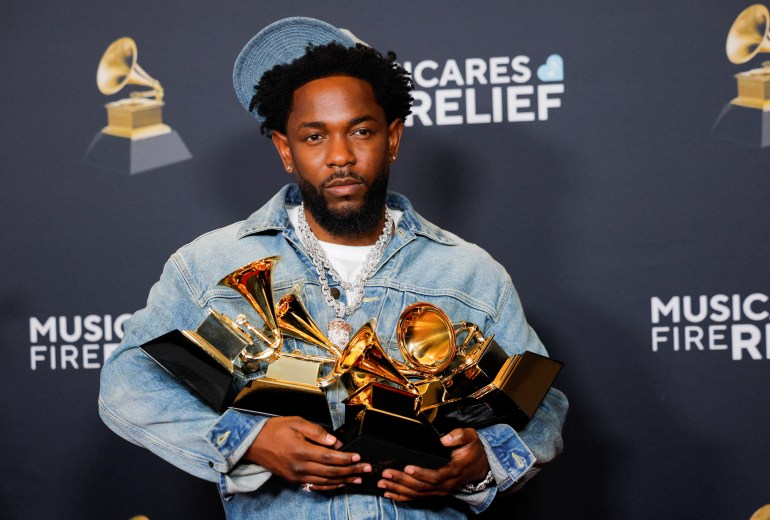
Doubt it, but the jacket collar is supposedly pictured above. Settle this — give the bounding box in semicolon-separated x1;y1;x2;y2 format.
236;184;457;246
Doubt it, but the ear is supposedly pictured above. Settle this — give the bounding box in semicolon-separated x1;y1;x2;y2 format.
271;130;294;174
387;118;405;163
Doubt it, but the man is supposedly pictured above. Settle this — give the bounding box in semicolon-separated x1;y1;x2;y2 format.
99;16;568;519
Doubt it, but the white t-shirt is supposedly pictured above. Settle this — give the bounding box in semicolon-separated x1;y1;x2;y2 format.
287;205;403;303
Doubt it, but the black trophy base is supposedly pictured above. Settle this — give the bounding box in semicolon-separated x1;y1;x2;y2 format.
85;130;192;174
432;351;562;433
711;102;770;148
335;408;451;494
443;337;509;401
231;378;333;429
141;330;238;413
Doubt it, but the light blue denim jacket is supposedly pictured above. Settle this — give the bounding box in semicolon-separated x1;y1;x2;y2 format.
99;184;568;519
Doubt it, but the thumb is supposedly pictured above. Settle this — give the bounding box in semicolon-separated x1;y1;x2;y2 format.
440;428;468;447
293;418;337;446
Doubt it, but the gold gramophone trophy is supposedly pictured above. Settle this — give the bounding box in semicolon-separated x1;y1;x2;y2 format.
712;4;770;147
141;257;339;426
393;303;562;434
85;37;191;173
330;320;453;490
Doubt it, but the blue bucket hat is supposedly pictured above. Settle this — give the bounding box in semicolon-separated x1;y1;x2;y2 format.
233;17;359;122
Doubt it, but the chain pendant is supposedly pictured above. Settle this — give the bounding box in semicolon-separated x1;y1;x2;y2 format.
328;318;353;350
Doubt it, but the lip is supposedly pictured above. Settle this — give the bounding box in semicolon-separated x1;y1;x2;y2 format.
324;177;364;197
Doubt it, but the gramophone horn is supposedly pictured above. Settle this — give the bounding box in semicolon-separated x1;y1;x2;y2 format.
397;303;456;375
321;321;417;392
219;257;282;356
276;287;341;358
96;37;163;100
726;4;770;64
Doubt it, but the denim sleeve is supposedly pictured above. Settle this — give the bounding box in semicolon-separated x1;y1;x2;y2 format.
98;255;272;496
453;275;569;513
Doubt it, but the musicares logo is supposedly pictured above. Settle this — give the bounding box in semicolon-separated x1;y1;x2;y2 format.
650;293;770;361
28;313;131;370
402;53;565;127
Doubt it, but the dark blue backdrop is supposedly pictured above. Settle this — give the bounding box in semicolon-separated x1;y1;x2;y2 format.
2;1;768;518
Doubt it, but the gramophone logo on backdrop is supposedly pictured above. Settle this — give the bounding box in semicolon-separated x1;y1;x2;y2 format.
85;37;191;174
401;53;564;127
712;4;770;147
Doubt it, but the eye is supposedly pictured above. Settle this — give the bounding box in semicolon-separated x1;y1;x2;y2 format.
352;128;373;137
303;133;324;143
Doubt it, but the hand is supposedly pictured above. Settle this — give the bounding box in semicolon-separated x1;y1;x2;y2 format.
245;416;372;491
377;428;491;501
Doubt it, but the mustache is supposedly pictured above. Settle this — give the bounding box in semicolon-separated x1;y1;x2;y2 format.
320;170;368;189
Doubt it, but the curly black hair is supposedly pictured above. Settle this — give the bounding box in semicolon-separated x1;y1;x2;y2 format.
249;42;413;135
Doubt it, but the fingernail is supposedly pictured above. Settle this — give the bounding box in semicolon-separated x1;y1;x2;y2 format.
351;453;361;462
404;466;415;475
353;477;362;484
381;471;391;479
378;480;387;488
325;434;336;444
362;464;372;473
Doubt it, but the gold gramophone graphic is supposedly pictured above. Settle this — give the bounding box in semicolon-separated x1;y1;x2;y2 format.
712;4;770;147
85;37;191;174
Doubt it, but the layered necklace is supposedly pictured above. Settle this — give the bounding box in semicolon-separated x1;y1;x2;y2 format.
297;202;393;349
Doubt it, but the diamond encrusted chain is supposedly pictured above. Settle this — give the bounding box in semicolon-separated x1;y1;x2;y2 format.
297;202;393;319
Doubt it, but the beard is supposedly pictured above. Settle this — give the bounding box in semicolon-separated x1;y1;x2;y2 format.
297;167;390;239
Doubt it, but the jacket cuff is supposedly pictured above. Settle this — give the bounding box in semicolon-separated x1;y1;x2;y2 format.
205;409;271;497
457;423;536;513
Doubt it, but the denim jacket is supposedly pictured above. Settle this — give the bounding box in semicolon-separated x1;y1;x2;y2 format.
99;184;568;519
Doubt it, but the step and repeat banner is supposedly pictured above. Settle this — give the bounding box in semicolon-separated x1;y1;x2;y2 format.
2;1;769;518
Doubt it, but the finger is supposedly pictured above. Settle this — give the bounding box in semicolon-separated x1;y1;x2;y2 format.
381;490;416;502
440;427;476;447
307;483;346;492
297;459;372;481
378;469;447;498
402;465;448;486
304;473;366;487
296;443;369;469
290;418;339;447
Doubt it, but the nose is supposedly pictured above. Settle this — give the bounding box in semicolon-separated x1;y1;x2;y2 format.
325;135;355;168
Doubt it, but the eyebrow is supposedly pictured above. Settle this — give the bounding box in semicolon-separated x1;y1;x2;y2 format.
296;115;377;130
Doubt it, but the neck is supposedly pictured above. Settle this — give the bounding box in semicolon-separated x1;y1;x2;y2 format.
303;207;388;246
